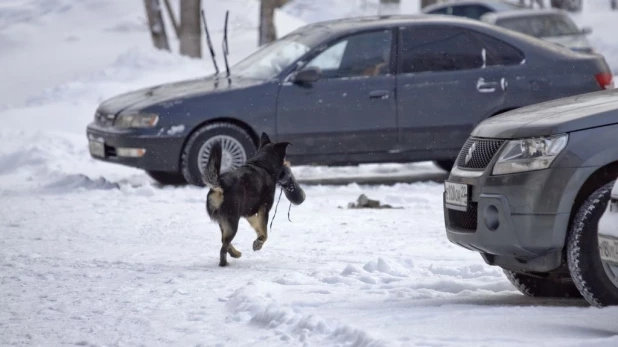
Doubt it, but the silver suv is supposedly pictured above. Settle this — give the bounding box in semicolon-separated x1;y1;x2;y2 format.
443;88;618;306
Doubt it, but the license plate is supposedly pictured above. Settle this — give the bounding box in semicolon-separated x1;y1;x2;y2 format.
89;139;105;157
598;235;618;265
444;181;469;211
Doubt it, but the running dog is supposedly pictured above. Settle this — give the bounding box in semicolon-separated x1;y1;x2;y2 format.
203;132;290;267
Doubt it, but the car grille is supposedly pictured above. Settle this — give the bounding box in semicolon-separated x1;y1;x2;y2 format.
95;112;116;127
447;202;478;231
456;138;505;170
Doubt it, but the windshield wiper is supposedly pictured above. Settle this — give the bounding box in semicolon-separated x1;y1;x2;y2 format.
222;10;231;78
200;9;220;76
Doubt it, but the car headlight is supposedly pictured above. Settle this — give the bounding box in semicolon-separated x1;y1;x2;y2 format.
492;134;568;175
114;113;159;128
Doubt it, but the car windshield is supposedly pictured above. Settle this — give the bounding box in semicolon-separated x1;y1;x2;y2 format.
231;35;311;79
497;14;581;37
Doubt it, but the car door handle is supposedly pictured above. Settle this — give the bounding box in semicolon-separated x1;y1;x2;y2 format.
476;78;499;93
369;90;390;99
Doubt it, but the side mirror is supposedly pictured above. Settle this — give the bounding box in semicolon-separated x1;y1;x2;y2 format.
293;67;321;84
581;26;592;35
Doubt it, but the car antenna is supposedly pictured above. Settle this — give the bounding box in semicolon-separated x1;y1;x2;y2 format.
200;9;220;76
222;10;231;78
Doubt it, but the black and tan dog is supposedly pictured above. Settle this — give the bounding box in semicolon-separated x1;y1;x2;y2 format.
203;132;291;267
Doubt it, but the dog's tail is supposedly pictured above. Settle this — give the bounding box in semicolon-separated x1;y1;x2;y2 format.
203;141;222;190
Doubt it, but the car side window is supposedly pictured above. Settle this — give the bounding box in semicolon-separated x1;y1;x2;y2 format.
473;32;525;66
399;26;484;74
305;30;393;79
451;5;492;20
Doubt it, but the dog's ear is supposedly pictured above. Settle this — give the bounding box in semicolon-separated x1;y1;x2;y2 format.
273;142;291;159
259;132;272;149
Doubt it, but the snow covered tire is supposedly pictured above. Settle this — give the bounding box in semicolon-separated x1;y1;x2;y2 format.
181;123;256;186
503;269;582;298
146;170;187;186
434;160;454;172
567;181;618;307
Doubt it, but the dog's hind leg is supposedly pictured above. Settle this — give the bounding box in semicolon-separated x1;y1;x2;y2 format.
218;218;239;267
247;208;269;251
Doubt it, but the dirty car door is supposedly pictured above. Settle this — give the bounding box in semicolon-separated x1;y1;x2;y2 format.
276;29;398;157
396;25;517;160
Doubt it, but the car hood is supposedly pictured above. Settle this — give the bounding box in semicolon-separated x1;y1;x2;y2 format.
98;75;269;114
472;89;618;139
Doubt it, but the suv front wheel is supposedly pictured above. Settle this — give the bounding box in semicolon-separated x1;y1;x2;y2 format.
567;181;618;307
503;269;582;298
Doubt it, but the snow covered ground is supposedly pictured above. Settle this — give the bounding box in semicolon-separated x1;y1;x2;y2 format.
2;0;618;346
6;183;618;346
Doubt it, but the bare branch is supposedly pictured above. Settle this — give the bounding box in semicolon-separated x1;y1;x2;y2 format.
163;0;180;38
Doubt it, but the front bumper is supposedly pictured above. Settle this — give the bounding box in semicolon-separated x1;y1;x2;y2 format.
86;122;186;172
444;163;597;273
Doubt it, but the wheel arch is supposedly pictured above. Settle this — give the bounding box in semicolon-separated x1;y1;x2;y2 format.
568;161;618;229
559;161;618;262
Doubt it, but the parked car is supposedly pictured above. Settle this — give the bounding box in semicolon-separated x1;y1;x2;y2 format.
594;180;618;307
86;15;614;186
422;0;524;20
443;88;618;305
480;9;595;53
550;0;582;12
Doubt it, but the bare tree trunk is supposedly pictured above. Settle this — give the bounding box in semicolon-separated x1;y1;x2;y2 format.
379;0;400;15
179;0;202;58
144;0;170;51
258;0;288;46
259;0;278;46
520;0;545;8
420;0;439;9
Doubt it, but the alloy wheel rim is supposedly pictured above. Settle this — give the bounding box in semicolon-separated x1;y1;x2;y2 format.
600;256;618;289
198;135;246;174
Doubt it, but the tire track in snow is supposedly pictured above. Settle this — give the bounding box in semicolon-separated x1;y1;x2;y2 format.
225;257;514;346
227;281;387;347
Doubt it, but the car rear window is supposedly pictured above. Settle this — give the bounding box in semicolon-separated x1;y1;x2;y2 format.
472;32;525;66
496;14;580;37
451;5;492;20
399;27;484;73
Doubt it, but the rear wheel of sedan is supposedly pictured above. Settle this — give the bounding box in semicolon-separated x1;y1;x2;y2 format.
146;170;187;186
181;123;256;186
503;269;582;298
567;181;618;307
434;160;455;172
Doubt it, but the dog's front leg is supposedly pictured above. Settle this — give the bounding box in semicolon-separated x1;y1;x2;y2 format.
247;208;268;251
219;219;239;267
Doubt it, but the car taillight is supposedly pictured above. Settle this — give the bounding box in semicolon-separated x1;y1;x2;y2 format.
595;73;615;89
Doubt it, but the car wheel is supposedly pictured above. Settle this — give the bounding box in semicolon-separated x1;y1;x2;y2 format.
567;181;618;307
181;123;256;186
503;269;582;298
434;160;455;172
146;170;187;186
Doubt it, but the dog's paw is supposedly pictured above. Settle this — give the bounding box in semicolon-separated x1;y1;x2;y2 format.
219;259;229;267
228;249;242;258
253;239;264;251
